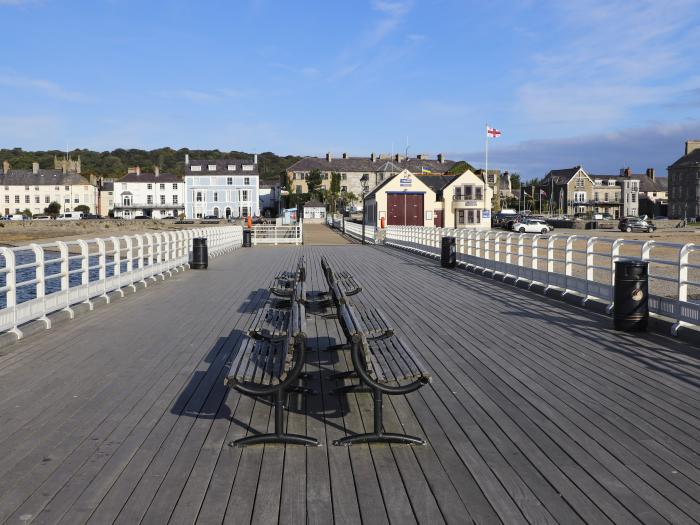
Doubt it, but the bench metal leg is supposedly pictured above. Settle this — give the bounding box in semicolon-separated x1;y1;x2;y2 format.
333;389;425;446
230;389;319;447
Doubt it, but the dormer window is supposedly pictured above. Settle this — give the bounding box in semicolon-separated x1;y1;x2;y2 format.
228;165;236;171
190;165;201;172
208;164;217;171
242;164;254;171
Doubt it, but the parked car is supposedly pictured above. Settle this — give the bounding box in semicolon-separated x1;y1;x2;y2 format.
618;217;656;233
491;211;517;228
82;213;102;219
512;218;554;234
134;215;150;220
32;214;51;220
10;214;29;221
56;212;84;220
161;215;177;220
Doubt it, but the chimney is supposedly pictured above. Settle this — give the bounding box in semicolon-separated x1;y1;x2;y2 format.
417;154;425;160
326;152;332;162
154;166;160;177
624;167;631;178
254;153;258;164
136;166;141;176
185;153;190;165
437;153;444;163
342;152;348;159
646;168;655;180
394;153;401;162
32;162;39;174
685;140;700;155
2;160;9;175
370;153;376;162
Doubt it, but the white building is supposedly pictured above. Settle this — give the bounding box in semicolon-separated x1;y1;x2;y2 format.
112;167;185;219
302;200;326;223
184;155;260;219
0;160;97;216
259;183;280;217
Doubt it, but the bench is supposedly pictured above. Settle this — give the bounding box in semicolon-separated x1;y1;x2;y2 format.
271;256;306;298
224;261;318;447
321;256;361;296
322;259;431;446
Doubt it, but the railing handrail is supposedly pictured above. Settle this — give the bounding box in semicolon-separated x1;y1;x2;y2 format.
0;225;244;338
383;225;699;336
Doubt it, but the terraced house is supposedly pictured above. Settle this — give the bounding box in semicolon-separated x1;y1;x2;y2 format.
285;153;456;203
668;140;700;219
185;155;259;219
113;167;184;219
0;160;97;216
541;166;639;218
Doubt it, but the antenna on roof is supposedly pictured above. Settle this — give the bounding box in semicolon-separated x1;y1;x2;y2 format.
405;136;409;160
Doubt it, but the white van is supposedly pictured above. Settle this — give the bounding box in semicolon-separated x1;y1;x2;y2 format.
32;214;51;221
56;212;84;220
9;214;27;221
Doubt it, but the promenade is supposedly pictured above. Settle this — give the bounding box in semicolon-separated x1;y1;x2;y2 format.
0;240;698;524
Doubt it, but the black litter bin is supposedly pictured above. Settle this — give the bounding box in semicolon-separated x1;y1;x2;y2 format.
441;236;456;268
243;229;252;248
614;259;648;331
191;237;208;269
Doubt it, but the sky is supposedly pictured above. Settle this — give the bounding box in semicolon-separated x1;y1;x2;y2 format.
1;0;700;179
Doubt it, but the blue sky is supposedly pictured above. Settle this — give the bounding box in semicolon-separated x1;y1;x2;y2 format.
1;0;700;179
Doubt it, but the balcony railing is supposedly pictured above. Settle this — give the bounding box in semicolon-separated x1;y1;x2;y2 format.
115;203;184;210
453;194;483;204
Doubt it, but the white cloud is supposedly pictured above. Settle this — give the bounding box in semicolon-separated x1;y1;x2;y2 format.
517;0;700;131
0;74;90;102
454;120;700;180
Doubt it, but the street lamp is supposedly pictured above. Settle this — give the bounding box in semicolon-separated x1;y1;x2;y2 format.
360;174;369;245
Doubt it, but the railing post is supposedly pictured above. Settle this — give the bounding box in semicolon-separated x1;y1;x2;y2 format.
672;243;691;335
96;237;110;303
77;239;93;309
28;243;51;328
0;248;22;338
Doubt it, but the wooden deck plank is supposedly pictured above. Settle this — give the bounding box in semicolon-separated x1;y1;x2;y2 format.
0;242;697;524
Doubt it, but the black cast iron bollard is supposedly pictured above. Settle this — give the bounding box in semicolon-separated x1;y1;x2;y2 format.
613;259;648;331
191;237;208;269
243;229;252;248
441;236;456;268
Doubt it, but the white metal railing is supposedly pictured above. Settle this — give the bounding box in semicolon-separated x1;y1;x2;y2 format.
0;226;243;338
326;216;377;243
251;224;302;245
384;226;700;336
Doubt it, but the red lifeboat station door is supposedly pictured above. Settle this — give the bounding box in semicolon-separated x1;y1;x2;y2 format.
387;193;424;226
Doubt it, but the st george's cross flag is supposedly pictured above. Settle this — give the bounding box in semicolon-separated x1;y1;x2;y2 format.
487;127;502;138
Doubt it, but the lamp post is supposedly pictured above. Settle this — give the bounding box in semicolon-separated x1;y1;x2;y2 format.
360;174;369;245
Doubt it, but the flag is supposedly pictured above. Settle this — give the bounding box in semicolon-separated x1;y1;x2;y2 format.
421;167;432;174
487;127;502;138
540;189;547;197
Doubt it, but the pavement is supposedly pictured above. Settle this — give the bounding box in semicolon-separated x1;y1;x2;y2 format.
302;222;354;245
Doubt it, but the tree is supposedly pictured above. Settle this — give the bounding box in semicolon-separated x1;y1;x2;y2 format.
446;160;477;175
306;169;322;195
509;172;521;189
328;172;341;213
75;204;90;213
21;208;32;218
44;201;61;216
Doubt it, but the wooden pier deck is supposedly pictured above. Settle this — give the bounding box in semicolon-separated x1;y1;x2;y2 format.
0;244;699;524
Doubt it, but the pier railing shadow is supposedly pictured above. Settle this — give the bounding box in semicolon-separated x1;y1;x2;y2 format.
380;244;700;388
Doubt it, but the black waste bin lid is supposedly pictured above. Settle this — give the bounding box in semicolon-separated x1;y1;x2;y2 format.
615;259;647;267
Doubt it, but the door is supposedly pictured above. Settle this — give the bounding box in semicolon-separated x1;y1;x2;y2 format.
405;194;424;225
387;194;404;225
434;210;443;227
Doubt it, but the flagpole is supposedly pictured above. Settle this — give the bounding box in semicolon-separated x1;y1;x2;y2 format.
485;123;488;193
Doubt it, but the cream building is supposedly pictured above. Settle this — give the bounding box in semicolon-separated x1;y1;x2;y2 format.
0;161;97;216
364;169;492;229
285;153;457;208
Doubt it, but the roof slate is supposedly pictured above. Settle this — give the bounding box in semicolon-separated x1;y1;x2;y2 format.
119;172;181;183
669;148;700;169
185;159;259;176
287;156;456;174
0;169;92;186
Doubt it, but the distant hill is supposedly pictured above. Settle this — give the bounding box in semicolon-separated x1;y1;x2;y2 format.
0;147;301;183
